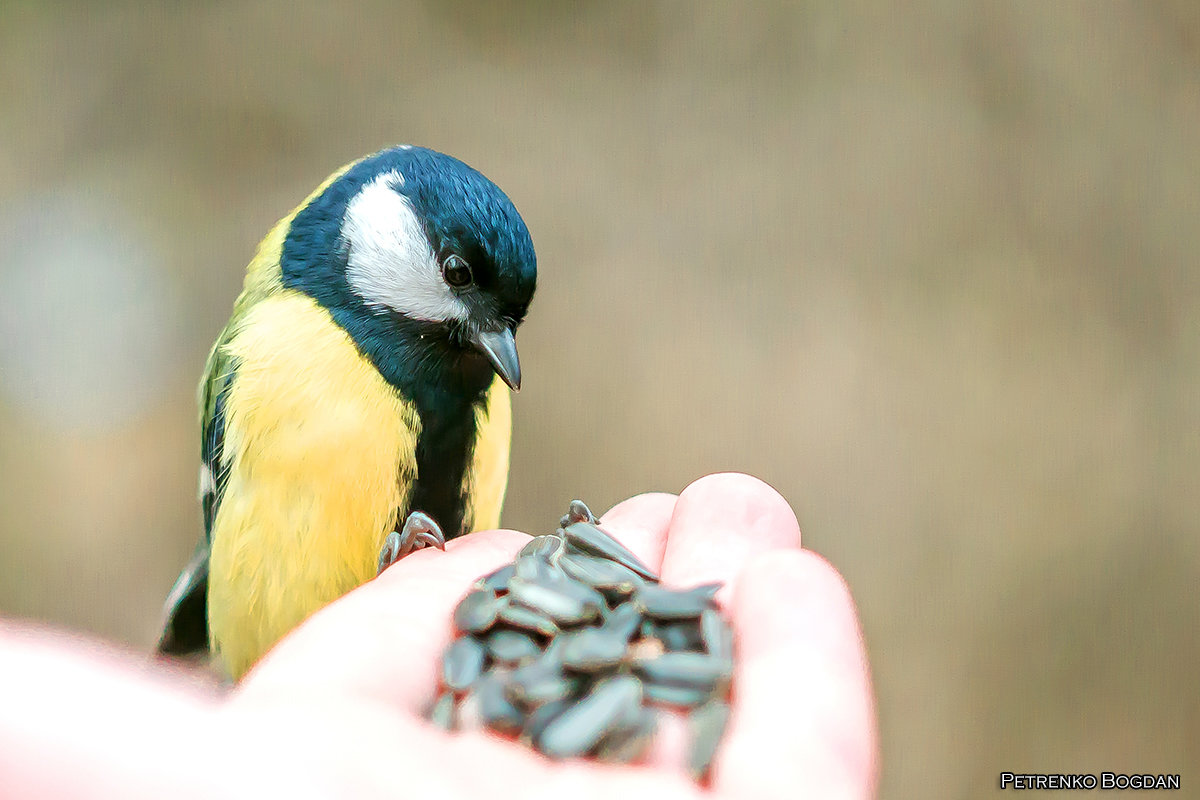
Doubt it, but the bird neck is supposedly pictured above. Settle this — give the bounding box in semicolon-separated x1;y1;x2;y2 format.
278;186;496;536
328;305;492;539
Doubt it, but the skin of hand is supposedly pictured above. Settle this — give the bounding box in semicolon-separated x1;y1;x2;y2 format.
0;473;878;800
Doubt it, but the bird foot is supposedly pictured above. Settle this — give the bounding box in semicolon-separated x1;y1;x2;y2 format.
378;511;446;575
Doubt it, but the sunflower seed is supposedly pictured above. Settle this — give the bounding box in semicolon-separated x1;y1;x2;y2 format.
633;652;730;690
635;582;720;620
520;697;571;744
476;672;525;734
593;707;658;763
508;577;600;626
700;608;734;667
687;700;731;783
508;648;577;707
475;563;516;593
559;499;598;528
486;629;543;664
559;552;644;594
654;619;705;652
514;553;561;582
535;675;642;759
641;681;713;709
430;689;457;730
543;574;609;613
432;497;740;786
561;522;660;581
442;635;487;691
497;603;560;637
560;627;629;672
510;674;579;707
519;534;565;561
453;589;504;633
601;600;643;640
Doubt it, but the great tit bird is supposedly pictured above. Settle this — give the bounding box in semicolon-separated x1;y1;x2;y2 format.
156;145;536;681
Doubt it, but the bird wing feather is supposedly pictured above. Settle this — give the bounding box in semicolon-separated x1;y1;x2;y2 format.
154;172;340;659
156;333;237;657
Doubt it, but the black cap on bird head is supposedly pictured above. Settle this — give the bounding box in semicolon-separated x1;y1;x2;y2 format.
280;145;537;397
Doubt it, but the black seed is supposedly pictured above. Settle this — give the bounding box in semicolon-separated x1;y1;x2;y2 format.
560;627;629;672
561;522;659;581
476;563;516;593
700;608;734;667
498;604;560;637
594;707;658;763
440;498;740;783
519;535;565;561
655;620;705;652
641;681;713;709
442;636;487;691
635;583;717;620
511;674;579;708
633;652;730;690
476;673;525;735
536;676;643;759
508;657;578;705
521;698;571;744
690;582;723;601
508;577;599;626
514;554;563;583
687;701;731;783
453;589;503;633
508;647;577;707
545;576;608;614
559;552;643;594
600;601;643;641
429;690;457;730
560;499;598;527
487;629;543;664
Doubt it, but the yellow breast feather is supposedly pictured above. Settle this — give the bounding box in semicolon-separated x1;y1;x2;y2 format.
207;290;420;680
464;376;513;533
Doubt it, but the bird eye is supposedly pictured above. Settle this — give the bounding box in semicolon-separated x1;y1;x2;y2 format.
442;254;473;288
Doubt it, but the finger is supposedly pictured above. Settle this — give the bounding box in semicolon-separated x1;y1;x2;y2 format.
640;476;800;772
599;492;678;572
659;473;802;601
717;550;878;800
236;529;530;714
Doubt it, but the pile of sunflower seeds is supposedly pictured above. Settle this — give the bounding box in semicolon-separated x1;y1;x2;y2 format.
428;501;734;783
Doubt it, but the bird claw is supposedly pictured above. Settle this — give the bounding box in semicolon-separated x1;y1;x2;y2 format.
378;511;446;575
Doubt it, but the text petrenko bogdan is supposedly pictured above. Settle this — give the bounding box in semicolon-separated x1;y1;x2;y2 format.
999;773;1181;791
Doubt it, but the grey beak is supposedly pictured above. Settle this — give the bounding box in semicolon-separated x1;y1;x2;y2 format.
471;326;522;391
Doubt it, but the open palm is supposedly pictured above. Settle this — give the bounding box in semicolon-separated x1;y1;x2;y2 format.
0;474;877;799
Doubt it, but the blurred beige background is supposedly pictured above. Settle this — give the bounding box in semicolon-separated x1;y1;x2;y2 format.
1;1;1196;796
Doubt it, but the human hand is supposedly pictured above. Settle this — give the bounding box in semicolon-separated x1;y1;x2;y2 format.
0;473;877;799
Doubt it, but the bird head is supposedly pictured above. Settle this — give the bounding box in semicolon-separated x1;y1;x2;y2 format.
280;146;537;393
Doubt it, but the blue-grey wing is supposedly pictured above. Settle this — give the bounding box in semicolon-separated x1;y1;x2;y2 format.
157;366;232;657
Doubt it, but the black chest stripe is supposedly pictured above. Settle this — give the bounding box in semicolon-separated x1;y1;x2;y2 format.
404;395;482;539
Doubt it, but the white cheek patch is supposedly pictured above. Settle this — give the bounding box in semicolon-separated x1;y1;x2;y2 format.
341;170;469;323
